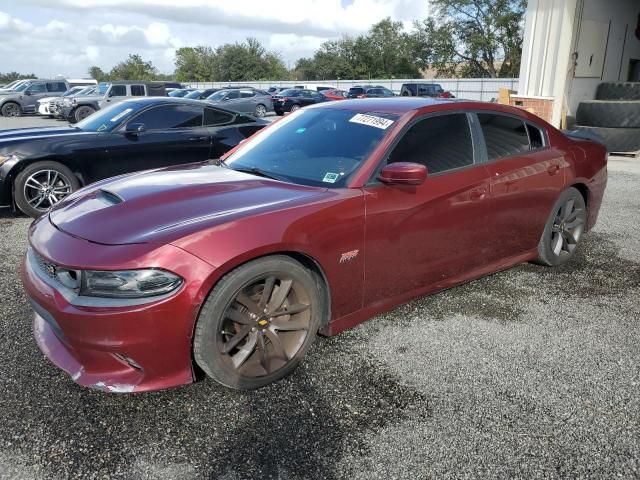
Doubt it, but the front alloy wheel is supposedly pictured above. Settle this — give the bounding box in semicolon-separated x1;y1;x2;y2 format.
14;161;80;218
194;256;321;389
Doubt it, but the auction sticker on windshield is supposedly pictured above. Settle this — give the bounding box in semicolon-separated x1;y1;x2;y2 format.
349;113;394;129
322;172;340;183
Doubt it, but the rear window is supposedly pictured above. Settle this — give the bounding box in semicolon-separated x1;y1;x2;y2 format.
527;123;545;149
279;89;301;96
349;87;364;95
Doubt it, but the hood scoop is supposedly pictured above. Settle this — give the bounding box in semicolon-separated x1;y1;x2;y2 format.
96;189;124;206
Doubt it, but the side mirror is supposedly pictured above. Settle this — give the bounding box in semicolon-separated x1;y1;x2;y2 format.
378;162;427;186
125;123;146;134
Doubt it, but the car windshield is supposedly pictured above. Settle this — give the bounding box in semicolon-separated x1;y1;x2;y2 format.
224;108;399;188
207;90;227;101
96;83;110;95
77;86;96;96
169;89;189;97
279;89;300;96
75;101;142;133
184;90;204;99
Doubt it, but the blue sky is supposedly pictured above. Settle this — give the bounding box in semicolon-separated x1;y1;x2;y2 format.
0;0;430;77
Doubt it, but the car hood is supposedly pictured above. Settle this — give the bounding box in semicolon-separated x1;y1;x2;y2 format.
49;162;329;245
0;126;83;142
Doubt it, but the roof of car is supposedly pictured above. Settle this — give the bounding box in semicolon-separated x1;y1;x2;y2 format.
117;97;218;107
316;97;459;113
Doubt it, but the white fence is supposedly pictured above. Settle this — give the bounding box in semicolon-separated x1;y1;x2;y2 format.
186;78;519;102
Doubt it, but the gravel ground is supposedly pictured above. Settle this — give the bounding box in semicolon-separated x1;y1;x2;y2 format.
0;115;638;479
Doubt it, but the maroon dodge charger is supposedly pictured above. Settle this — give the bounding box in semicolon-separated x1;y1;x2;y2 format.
22;98;608;392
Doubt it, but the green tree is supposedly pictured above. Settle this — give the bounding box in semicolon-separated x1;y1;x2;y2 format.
88;66;109;82
174;46;217;82
0;71;36;85
413;0;526;78
214;38;288;81
108;54;158;80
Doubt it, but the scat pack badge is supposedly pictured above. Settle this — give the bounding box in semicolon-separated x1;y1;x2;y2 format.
339;249;359;263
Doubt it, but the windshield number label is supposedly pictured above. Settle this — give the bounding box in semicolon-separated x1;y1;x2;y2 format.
349;113;394;130
322;172;339;183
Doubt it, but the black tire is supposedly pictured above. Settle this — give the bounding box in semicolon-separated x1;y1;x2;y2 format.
74;106;95;123
566;126;640;153
14;161;80;218
289;104;301;112
595;82;640;101
193;255;323;390
535;187;587;266
576;100;640;128
1;102;22;117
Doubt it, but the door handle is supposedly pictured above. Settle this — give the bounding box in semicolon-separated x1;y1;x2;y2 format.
470;187;487;201
547;163;560;175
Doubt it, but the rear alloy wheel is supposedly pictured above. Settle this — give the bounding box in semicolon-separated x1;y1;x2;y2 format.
194;256;322;390
535;187;587;266
289;104;301;112
254;104;267;118
1;102;22;117
74;106;95;123
14;161;80;218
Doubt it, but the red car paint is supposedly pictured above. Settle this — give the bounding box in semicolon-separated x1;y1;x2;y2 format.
321;89;347;101
22;98;608;393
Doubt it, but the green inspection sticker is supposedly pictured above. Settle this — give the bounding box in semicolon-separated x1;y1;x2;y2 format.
322;172;339;183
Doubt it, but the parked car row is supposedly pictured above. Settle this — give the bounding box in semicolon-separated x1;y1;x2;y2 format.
0;78;97;117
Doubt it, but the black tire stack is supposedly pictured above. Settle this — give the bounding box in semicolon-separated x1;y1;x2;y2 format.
570;82;640;153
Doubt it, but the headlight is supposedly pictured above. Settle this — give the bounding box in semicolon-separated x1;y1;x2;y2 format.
80;269;183;298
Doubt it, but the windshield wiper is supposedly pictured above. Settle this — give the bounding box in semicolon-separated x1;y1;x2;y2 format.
229;165;287;182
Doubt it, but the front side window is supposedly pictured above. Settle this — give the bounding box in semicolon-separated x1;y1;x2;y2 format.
110;85;127;97
28;83;47;93
225;108;399;188
478;113;530;161
226;90;240;100
388;113;474;175
130;85;145;96
130;105;203;129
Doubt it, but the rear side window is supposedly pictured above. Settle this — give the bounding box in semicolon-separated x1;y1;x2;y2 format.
46;82;67;92
478;113;530;161
130;85;145;96
240;90;255;98
204;108;234;126
389;113;474;174
527;123;545;149
28;83;47;93
131;105;203;129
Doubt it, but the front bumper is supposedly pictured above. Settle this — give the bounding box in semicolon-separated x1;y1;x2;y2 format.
21;217;216;393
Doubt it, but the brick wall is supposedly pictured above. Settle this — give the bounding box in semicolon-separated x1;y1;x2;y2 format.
508;96;554;123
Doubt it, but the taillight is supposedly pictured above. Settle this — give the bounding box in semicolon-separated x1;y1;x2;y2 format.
357;94;365;98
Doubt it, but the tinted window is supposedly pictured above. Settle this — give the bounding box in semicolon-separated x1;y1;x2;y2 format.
130;85;145;96
226;90;240;100
368;89;382;95
240;90;255;98
389;113;474;174
280;89;300;96
131;105;203;129
527;123;545;149
28;83;46;93
225;109;399;188
478;113;530;160
204;108;234;126
110;85;127;97
349;87;364;95
46;82;67;92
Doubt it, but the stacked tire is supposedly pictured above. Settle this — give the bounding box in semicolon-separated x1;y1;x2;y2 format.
571;82;640;153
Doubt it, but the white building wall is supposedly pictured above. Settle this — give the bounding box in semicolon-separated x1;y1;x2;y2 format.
567;0;640;114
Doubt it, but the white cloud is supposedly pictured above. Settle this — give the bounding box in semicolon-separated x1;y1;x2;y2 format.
0;0;431;77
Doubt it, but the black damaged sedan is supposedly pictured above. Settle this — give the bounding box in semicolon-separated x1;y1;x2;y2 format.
0;97;267;217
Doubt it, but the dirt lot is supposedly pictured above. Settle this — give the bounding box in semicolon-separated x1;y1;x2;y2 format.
0;115;638;479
